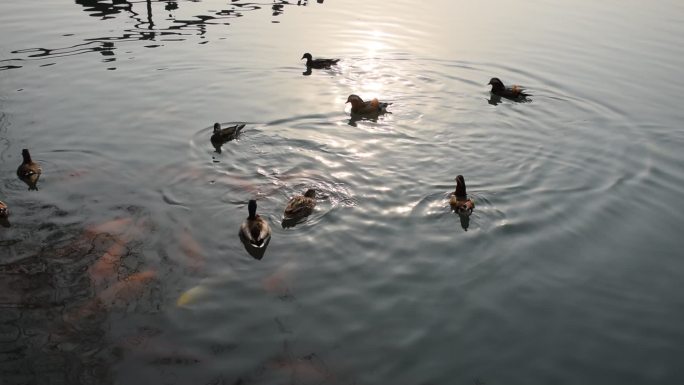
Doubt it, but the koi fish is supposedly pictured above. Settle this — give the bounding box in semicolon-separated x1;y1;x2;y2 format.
88;238;127;286
97;270;157;309
179;228;205;272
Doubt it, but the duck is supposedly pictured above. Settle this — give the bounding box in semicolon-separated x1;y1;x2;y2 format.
346;94;392;115
449;175;475;214
283;189;316;223
17;149;42;191
301;53;340;69
211;122;244;143
488;77;529;100
239;200;271;247
0;200;8;228
0;201;8;219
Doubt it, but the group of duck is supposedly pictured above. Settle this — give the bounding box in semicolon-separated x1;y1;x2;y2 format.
0;53;527;251
219;53;529;256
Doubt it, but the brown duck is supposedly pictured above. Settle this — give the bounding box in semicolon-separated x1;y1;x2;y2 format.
17;149;42;190
211;122;245;153
0;200;8;219
449;175;475;214
211;122;244;143
283;189;316;224
239;200;271;247
301;53;340;69
346;94;392;115
488;77;528;100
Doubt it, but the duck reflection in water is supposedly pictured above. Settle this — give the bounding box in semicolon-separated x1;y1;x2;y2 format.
239;200;272;260
17;149;42;191
487;93;503;106
348;114;381;127
458;211;470;231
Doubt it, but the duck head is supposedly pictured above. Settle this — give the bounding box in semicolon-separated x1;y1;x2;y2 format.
0;202;7;219
213;123;221;133
346;94;364;109
248;199;257;219
301;52;313;64
21;149;32;164
455;175;467;197
304;189;316;199
488;77;505;92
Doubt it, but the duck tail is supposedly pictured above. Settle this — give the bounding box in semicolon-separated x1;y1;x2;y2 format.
236;123;246;133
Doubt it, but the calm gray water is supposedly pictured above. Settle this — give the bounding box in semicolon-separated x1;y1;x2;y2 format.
1;0;684;384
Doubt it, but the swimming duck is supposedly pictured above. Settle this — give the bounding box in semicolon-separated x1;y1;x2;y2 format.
0;200;8;228
346;94;392;115
301;53;340;69
239;200;271;247
211;123;245;153
488;77;528;100
449;175;475;214
211;123;244;143
0;201;7;219
17;149;42;191
282;189;316;225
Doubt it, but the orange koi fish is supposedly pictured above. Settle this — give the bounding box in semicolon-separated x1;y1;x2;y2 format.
88;238;128;286
179;228;205;272
97;270;157;309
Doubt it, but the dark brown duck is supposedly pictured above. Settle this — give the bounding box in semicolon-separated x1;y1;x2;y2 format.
449;175;475;214
488;77;529;100
283;189;316;223
346;94;392;115
301;52;340;69
0;200;8;219
17;149;42;191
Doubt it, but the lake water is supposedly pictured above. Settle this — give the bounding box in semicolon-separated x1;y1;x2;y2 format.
1;0;684;384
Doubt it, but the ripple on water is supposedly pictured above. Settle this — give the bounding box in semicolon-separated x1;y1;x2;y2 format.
2;0;683;383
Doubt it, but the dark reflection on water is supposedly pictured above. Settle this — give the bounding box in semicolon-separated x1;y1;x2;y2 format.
0;0;325;71
457;211;470;231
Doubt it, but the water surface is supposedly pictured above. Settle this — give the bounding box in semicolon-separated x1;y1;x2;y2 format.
1;0;684;384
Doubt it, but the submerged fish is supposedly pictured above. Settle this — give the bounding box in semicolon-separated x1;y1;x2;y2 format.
179;228;205;272
97;270;157;309
89;238;128;286
176;284;211;307
86;217;134;237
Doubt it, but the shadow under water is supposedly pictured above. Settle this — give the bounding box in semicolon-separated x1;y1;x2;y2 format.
0;212;163;385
